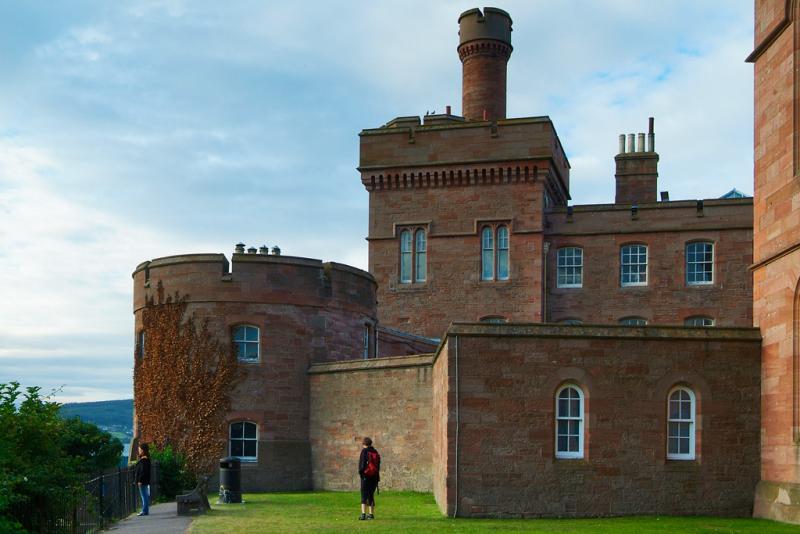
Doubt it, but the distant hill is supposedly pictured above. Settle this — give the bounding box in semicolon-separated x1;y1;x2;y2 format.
59;399;133;433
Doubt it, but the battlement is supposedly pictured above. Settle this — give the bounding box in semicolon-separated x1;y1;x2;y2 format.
132;252;376;315
359;116;571;202
457;8;512;49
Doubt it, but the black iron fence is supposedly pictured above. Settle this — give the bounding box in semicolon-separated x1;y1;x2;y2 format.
12;463;159;533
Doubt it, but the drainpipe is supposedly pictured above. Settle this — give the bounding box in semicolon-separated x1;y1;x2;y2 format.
452;334;460;518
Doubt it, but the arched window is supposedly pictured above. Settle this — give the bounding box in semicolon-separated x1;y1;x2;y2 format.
414;229;427;282
479;315;508;324
686;241;714;285
620;244;647;286
556;247;583;288
481;227;494;280
684;316;714;327
233;325;260;361
560;319;583;325
555;384;584;459
400;230;412;283
667;387;696;460
497;225;509;280
229;421;258;461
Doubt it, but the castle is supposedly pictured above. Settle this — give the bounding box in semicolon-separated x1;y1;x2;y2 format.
132;5;800;521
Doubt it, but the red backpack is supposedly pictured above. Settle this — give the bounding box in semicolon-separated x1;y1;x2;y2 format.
363;449;381;478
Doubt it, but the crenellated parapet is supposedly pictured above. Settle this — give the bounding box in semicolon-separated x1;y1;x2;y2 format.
132;252;376;317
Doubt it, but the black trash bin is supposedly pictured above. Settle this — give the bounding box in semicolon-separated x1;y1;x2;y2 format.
219;457;242;504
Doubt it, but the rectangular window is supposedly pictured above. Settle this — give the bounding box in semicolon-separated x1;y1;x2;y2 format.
497;226;509;280
557;247;583;288
620;244;647;286
414;230;427;282
686;242;713;285
363;324;373;359
233;325;260;361
684;316;714;327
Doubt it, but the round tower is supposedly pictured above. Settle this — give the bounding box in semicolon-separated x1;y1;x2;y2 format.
457;7;513;121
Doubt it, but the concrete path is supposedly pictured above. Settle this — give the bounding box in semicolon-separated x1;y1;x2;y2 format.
104;502;192;534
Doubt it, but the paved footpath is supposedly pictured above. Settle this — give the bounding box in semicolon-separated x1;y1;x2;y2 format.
104;502;192;534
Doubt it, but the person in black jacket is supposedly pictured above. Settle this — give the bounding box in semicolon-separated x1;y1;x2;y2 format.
358;437;380;520
134;443;152;516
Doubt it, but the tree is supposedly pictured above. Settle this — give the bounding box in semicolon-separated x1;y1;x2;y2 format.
60;417;123;476
0;382;124;531
134;282;240;475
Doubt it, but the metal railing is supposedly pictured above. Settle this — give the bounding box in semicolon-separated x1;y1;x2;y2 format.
13;463;159;533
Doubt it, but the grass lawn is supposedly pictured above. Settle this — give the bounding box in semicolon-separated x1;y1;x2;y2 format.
188;491;799;533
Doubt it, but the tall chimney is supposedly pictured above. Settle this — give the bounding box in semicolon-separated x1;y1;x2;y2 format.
615;117;659;205
457;8;513;121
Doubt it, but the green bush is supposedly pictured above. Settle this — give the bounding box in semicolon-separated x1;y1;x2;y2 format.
0;382;123;531
150;445;196;501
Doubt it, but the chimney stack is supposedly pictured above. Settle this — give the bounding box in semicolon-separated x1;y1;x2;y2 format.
457;8;513;121
615;117;659;205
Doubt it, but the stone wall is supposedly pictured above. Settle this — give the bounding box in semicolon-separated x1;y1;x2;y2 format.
432;323;761;518
750;0;800;522
309;354;434;491
545;199;753;327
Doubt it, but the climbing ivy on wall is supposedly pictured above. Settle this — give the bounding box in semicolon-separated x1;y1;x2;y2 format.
133;281;240;475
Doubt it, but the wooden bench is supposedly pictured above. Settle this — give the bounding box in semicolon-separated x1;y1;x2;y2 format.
176;475;211;515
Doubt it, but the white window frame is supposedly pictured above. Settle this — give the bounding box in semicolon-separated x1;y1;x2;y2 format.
667;387;696;460
233;325;260;362
400;230;412;283
556;247;583;288
481;226;494;281
229;421;258;462
497;225;509;281
414;229;427;283
619;317;647;326
136;330;145;359
363;323;375;359
620;244;648;287
684;316;714;327
686;241;714;286
555;384;584;459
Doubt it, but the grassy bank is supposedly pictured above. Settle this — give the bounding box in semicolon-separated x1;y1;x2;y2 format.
188;491;797;533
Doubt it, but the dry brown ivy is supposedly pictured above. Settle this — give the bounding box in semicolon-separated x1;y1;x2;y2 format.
133;281;240;475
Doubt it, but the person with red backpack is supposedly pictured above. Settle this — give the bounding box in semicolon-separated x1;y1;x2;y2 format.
358;436;381;520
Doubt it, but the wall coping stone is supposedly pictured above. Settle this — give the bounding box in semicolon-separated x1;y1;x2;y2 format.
308;353;435;375
441;322;762;343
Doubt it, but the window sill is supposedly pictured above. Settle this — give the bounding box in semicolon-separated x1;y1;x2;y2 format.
237;359;261;364
556;285;582;289
686;282;714;287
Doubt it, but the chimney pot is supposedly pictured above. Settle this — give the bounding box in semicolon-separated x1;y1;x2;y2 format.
627;134;635;154
259;245;269;255
618;134;625;154
235;243;245;254
271;245;281;256
247;247;257;254
446;105;452;115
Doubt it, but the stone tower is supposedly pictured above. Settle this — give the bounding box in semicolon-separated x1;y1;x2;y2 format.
458;7;513;121
361;7;570;338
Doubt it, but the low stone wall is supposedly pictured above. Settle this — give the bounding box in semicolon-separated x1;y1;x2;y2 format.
309;354;434;491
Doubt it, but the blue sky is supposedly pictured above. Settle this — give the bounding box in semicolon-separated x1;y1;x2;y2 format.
0;1;754;402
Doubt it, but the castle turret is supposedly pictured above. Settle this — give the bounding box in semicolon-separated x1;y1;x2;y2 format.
457;8;513;121
615;117;659;204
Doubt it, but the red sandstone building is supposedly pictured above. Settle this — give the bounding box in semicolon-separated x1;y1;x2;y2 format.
130;5;797;521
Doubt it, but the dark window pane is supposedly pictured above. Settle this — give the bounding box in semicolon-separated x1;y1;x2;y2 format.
568;420;580;435
558;399;568;417
244;423;257;439
669;401;680;420
680;402;691;420
557;420;568;435
246;343;258;359
244;440;257;458
557;436;567;452
668;422;679;438
570;399;580;417
245;327;259;342
231;422;243;437
668;438;678;454
679;438;689;455
236;343;246;359
679;423;690;438
568;436;579;452
230;440;243;457
233;326;245;341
